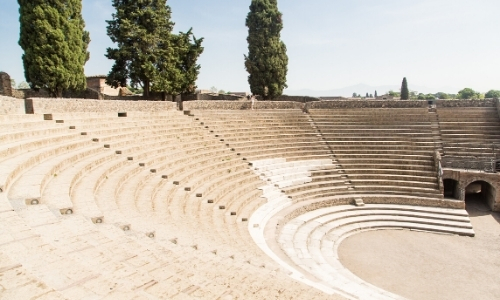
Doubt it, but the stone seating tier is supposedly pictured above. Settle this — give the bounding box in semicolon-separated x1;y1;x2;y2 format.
3;103;499;299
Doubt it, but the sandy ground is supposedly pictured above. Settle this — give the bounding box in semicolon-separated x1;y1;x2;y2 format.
338;199;500;300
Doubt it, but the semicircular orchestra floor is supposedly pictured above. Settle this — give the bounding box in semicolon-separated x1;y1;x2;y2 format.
337;201;500;300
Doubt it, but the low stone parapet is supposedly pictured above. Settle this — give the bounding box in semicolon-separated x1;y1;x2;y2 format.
307;100;428;109
26;98;176;113
436;99;497;107
0;96;25;114
183;100;304;110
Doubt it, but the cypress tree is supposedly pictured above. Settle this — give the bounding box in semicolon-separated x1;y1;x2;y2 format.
245;0;288;100
18;0;90;98
401;77;409;100
375;90;378;98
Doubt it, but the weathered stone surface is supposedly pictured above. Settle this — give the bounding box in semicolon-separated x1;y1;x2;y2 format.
0;96;25;114
183;100;304;110
27;98;176;113
436;99;497;108
307;100;428;109
0;72;13;97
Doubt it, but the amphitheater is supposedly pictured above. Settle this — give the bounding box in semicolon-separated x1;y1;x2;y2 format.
0;96;499;299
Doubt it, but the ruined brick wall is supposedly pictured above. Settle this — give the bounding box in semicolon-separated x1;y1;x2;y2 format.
28;98;176;113
86;77;103;92
0;72;13;97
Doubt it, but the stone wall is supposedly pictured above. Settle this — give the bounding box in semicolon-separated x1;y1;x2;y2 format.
103;92;177;101
496;98;500;120
0;96;25;114
182;94;243;101
436;99;497;107
27;98;176;114
183;100;305;110
307;100;428;109
11;87;103;100
0;72;13;97
273;95;321;103
443;169;500;211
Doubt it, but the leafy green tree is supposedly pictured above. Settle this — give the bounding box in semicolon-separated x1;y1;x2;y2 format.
458;88;482;99
400;77;409;100
245;0;288;100
388;90;401;97
485;90;500;98
175;29;204;95
106;0;175;97
18;81;30;89
435;92;449;99
18;0;89;97
106;1;202;99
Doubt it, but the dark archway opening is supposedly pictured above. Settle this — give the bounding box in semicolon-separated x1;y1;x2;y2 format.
443;179;459;199
465;181;495;211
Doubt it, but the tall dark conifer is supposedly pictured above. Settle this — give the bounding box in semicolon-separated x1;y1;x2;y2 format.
18;0;90;97
401;77;409;100
245;0;288;100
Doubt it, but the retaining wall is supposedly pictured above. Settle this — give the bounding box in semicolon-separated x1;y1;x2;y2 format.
307;100;428;109
26;98;176;114
436;99;497;107
0;96;25;114
183;100;305;110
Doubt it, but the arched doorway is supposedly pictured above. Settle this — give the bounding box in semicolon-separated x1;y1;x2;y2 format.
464;181;496;211
443;179;459;199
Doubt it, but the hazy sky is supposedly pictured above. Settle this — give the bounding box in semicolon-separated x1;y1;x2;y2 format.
1;0;499;95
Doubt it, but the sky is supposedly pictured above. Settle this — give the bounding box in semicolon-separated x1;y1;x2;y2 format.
1;0;499;96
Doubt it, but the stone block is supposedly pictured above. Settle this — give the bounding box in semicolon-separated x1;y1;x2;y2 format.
354;198;365;207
